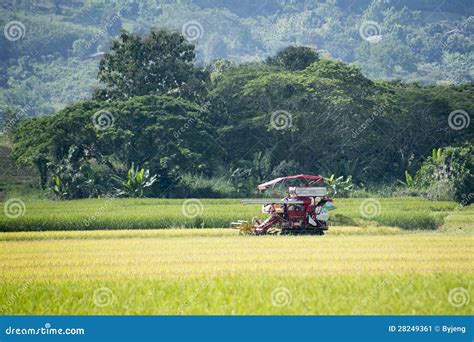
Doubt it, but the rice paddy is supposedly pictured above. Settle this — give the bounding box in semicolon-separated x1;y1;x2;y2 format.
1;229;472;315
0;197;462;231
0;197;472;315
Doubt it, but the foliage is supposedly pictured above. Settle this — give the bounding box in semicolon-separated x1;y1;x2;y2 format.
324;175;355;198
177;173;237;198
10;53;473;196
49;145;102;199
11;95;218;198
432;148;442;162
397;170;414;189
5;18;473;199
266;46;320;71
0;56;99;117
95;28;209;102
1;1;473;118
415;144;473;203
112;163;157;198
208;58;472;187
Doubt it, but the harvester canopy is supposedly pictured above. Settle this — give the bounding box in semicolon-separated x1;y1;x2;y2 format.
257;174;324;190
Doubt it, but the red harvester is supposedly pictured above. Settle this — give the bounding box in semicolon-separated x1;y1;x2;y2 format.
231;174;335;235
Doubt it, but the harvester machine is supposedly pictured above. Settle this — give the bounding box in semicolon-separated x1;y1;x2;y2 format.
231;174;335;235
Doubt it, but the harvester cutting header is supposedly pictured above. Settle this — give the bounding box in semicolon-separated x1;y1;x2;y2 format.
231;174;335;235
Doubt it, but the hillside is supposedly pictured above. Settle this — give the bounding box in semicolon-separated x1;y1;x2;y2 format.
0;0;473;119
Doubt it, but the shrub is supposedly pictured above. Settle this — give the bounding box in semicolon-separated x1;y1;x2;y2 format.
112;163;157;198
178;174;238;198
415;144;473;204
324;175;355;198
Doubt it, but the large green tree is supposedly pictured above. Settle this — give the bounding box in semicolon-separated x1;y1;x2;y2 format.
266;46;320;71
95;28;209;102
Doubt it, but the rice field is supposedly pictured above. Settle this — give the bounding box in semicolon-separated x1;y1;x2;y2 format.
0;228;472;315
0;197;462;231
0;197;472;315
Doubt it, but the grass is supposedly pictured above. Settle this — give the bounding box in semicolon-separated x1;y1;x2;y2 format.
0;228;472;315
0;197;464;231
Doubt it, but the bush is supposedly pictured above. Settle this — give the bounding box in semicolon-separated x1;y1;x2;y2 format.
177;174;238;198
324;175;355;198
415;144;473;204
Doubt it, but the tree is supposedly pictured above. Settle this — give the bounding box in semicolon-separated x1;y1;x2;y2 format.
266;46;320;71
95;28;209;101
11;95;218;198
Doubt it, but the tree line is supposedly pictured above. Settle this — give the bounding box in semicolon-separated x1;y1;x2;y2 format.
9;28;473;201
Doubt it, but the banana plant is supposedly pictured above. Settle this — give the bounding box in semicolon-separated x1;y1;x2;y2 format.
52;175;69;199
398;170;414;188
324;174;354;197
431;148;442;162
113;163;157;197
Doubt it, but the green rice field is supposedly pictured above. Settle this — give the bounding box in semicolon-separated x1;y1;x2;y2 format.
0;197;464;231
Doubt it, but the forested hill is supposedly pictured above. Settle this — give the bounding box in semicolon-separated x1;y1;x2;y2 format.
0;0;473;118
